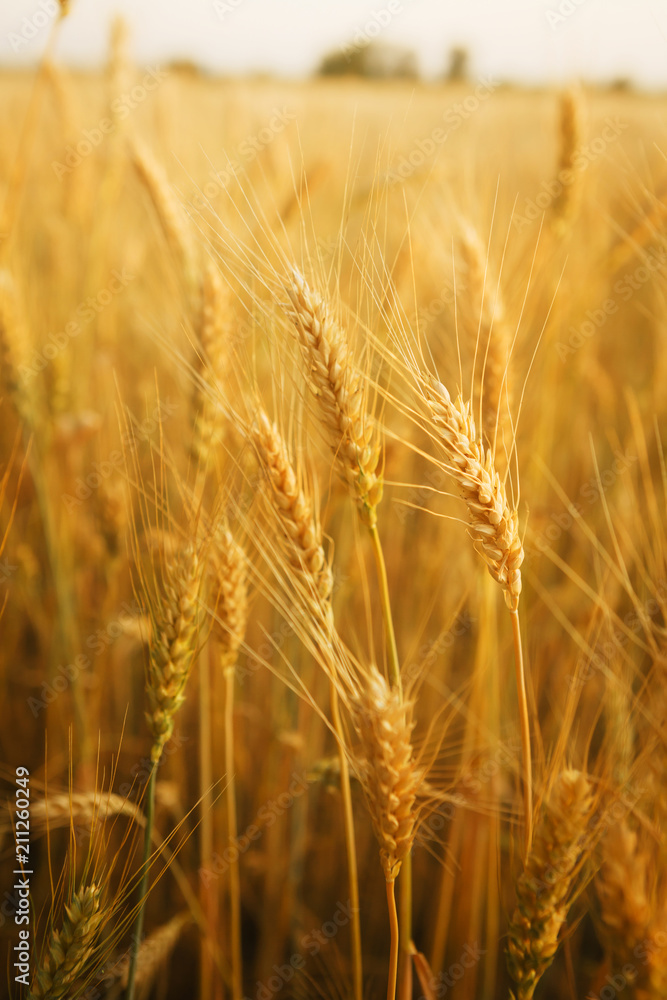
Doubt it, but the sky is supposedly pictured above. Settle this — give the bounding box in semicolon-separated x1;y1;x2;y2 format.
2;0;667;88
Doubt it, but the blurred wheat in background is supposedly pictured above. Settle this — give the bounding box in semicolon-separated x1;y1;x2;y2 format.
1;4;667;1000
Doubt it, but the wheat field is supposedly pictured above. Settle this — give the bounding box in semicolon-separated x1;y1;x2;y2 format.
1;17;667;1000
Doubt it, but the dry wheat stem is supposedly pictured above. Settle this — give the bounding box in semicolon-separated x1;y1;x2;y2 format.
506;770;593;1000
29;884;104;1000
284;267;383;527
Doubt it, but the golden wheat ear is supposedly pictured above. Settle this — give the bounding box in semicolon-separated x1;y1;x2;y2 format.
506;770;593;1000
145;542;203;763
252;408;333;611
420;376;523;610
350;665;420;883
283;266;383;527
29;884;105;1000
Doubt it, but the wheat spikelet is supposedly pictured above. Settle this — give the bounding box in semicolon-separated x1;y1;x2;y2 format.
29;884;105;1000
506;770;593;1000
552;88;583;232
252;409;333;612
456;220;512;449
191;262;231;469
284;267;383;527
420;376;523;610
119;912;191;997
209;526;248;669
351;665;420;882
146;543;203;763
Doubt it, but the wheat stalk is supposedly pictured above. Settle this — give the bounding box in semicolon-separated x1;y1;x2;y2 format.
284;267;383;528
506;770;593;1000
29;884;105;1000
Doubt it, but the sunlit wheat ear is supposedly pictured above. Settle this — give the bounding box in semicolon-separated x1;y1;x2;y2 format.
191;262;231;469
252;409;333;613
132;143;198;297
552;88;583;233
456;220;512;450
284;267;383;527
209;526;248;668
29;884;105;1000
506;770;593;1000
146;543;203;764
420;376;523;610
350;666;420;882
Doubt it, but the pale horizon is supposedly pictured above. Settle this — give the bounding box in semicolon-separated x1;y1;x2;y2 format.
1;0;667;89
